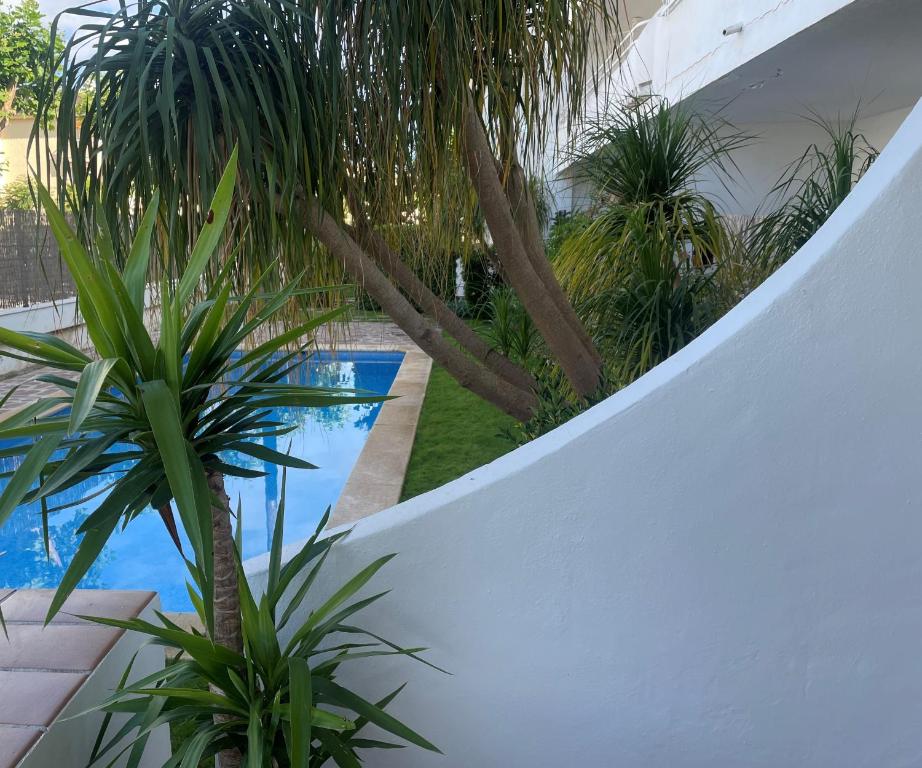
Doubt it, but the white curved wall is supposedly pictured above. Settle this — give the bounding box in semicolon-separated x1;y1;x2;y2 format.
249;98;922;767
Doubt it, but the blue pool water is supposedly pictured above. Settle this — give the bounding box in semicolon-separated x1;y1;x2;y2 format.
0;350;403;610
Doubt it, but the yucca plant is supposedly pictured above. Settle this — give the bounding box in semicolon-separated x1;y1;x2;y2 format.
84;481;441;767
556;98;747;302
575;205;716;381
0;150;378;653
751;114;878;263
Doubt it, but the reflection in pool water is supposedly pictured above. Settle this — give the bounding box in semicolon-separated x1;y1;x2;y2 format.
0;350;403;610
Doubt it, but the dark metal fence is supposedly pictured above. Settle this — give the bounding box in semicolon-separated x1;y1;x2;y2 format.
0;209;77;308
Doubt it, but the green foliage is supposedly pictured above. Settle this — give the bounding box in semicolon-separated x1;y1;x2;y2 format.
461;248;502;317
569;97;748;209
37;0;614;296
508;368;617;444
703;211;780;316
752;114;878;264
400;365;515;500
545;210;591;262
0;153;374;626
555;99;746;381
557;98;747;303
0;175;33;209
383;222;458;301
547;100;875;415
85;491;441;768
0;0;59;118
577;205;718;381
484;288;540;370
528;174;552;232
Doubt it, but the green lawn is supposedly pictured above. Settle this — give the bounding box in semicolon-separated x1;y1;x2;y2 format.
400;365;517;501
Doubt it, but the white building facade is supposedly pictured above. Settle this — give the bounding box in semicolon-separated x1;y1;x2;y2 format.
553;0;922;216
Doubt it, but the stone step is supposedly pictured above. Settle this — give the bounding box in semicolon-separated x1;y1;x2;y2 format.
0;589;170;768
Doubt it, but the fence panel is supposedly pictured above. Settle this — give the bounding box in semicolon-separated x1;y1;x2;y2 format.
0;209;77;308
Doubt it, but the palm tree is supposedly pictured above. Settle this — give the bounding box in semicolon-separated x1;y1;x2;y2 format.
751;113;878;264
34;0;615;420
0;154;380;766
555;98;749;380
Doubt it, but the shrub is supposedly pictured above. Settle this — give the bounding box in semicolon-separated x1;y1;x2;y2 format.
506;366;620;444
484;287;540;369
0;177;35;210
461;247;503;317
576;206;717;381
752;114;878;264
545;209;591;263
86;490;442;767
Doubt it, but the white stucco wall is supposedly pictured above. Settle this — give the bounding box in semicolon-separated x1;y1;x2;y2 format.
250;96;922;766
696;105;913;216
611;0;854;110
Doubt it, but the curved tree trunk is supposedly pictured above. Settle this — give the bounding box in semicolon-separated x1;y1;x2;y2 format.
461;94;603;398
350;219;537;394
206;471;243;768
304;197;538;421
505;160;603;368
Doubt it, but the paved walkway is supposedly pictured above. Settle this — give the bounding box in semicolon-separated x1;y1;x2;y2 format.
0;365;78;418
331;346;432;526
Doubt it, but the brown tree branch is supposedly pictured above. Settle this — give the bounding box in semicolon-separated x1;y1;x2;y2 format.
348;215;538;394
304;196;539;421
461;93;602;397
505;160;603;367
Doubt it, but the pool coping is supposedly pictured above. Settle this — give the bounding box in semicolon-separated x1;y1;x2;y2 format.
328;346;432;527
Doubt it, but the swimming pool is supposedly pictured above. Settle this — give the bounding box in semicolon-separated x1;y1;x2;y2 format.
0;350;403;611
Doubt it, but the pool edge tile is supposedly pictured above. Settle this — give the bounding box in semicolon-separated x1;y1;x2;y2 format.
330;347;431;526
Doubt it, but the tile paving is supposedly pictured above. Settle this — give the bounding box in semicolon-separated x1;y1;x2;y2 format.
0;589;156;768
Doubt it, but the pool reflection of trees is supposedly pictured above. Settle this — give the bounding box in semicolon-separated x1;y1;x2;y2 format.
0;467;112;589
232;354;388;552
0;352;395;589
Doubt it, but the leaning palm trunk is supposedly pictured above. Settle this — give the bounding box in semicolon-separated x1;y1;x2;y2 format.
207;471;243;768
352;220;537;393
461;96;603;398
305;198;538;421
505;161;603;369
